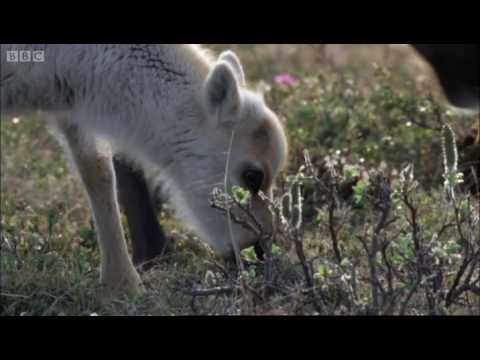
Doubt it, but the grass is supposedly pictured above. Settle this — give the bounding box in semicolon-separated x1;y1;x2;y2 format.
1;45;479;315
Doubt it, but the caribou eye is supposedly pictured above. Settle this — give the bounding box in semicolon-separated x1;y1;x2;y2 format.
243;168;264;194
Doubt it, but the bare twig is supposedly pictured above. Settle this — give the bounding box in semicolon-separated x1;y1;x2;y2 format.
182;286;234;297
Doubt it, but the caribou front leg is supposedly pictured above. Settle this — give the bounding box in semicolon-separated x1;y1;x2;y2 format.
58;122;143;297
113;156;169;270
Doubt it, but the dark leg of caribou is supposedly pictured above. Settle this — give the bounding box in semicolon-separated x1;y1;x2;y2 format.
411;44;479;110
254;242;265;261
113;156;168;270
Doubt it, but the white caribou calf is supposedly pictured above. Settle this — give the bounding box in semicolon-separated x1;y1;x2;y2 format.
0;44;288;296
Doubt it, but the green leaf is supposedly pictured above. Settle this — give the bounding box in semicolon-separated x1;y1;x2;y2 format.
232;186;251;205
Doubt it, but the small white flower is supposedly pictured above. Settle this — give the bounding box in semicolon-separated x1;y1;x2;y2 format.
12;117;20;124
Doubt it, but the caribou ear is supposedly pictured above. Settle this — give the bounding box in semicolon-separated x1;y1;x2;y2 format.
204;61;241;119
218;50;246;85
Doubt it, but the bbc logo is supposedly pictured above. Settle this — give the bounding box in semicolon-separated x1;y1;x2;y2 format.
6;50;45;63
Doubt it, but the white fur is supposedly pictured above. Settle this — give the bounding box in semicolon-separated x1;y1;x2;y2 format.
0;44;288;295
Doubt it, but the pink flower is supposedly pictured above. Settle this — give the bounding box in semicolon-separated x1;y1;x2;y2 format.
274;73;297;87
